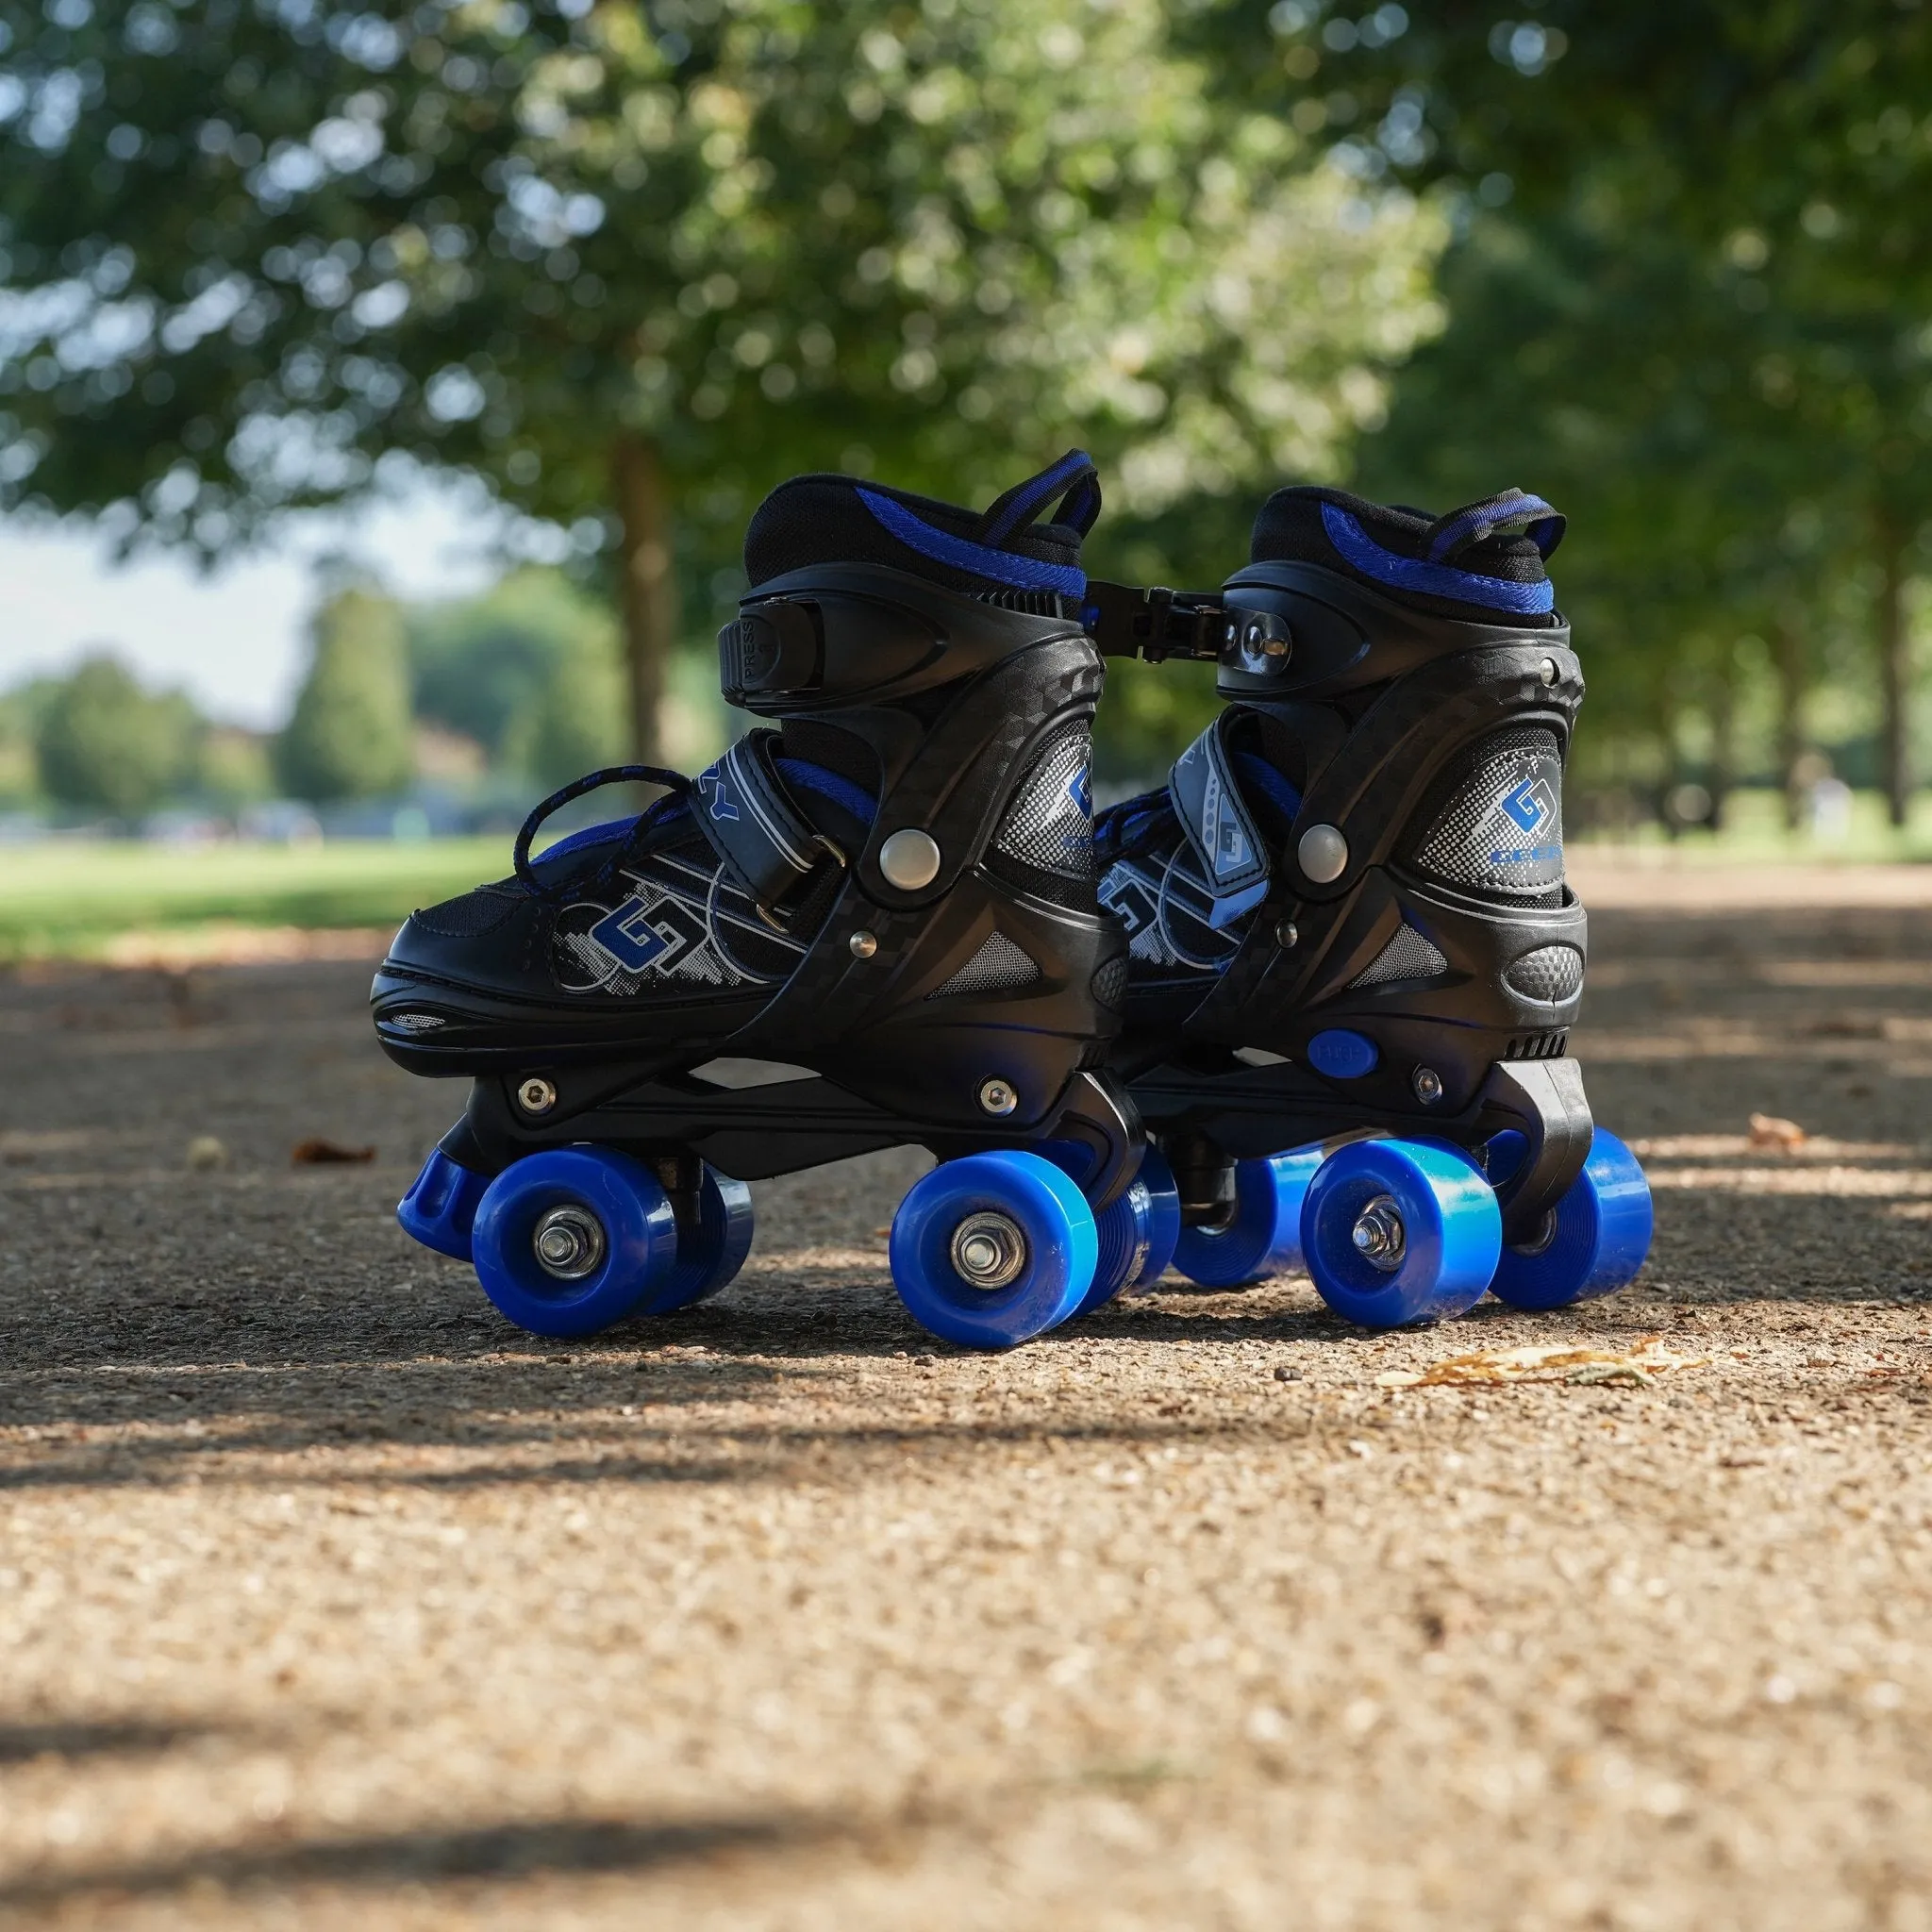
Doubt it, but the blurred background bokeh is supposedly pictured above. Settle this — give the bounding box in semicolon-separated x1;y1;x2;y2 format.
3;0;1928;955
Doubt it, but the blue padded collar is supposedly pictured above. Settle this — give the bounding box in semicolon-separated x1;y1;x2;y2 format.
1322;503;1556;615
858;488;1086;597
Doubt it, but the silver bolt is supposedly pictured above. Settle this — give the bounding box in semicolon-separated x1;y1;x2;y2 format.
517;1076;558;1115
1276;920;1300;950
976;1077;1018;1117
950;1210;1027;1290
1541;658;1559;686
532;1204;605;1280
878;827;942;891
1350;1193;1407;1272
849;929;878;958
1413;1066;1444;1105
1297;823;1348;884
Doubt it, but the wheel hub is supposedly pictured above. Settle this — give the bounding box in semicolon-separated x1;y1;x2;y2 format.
950;1210;1027;1291
1351;1194;1407;1272
533;1205;607;1281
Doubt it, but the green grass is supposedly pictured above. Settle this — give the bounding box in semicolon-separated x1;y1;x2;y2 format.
1579;786;1932;864
0;838;507;961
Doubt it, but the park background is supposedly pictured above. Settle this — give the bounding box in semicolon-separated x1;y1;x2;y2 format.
4;1;1931;957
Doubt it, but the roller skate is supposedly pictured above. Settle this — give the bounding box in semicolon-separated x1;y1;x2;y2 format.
1084;484;1653;1326
374;451;1147;1350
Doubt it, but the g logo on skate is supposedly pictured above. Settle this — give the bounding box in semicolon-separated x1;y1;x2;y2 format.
1500;775;1557;840
552;889;702;992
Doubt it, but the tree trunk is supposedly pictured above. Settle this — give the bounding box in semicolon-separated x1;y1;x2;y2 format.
1773;613;1806;831
1707;648;1736;832
613;434;675;766
1877;504;1909;829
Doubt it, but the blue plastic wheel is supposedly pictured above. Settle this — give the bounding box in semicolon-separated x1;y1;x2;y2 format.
469;1146;679;1339
1078;1144;1182;1315
1300;1138;1502;1327
397;1147;490;1262
656;1165;757;1313
1172;1147;1324;1290
889;1150;1098;1349
1489;1127;1654;1310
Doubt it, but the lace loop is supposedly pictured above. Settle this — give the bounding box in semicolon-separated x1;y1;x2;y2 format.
513;765;691;893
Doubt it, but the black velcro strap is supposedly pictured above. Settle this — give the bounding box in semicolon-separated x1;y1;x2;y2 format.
718;597;821;705
691;732;837;913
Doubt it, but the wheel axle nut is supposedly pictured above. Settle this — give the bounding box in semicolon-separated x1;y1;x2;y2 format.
532;1204;605;1280
1413;1066;1443;1105
977;1077;1018;1117
1351;1193;1407;1272
849;929;878;958
950;1210;1027;1290
517;1076;558;1115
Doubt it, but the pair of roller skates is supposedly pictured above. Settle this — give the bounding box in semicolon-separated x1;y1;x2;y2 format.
373;451;1652;1349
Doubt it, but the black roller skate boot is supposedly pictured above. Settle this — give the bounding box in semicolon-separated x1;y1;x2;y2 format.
375;452;1146;1350
1085;485;1652;1326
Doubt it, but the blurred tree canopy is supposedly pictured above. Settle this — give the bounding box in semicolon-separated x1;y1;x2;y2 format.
33;652;201;817
0;0;1442;764
1196;0;1932;822
275;583;415;799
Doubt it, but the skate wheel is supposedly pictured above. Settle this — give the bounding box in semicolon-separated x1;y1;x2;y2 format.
655;1165;757;1313
397;1147;490;1263
1301;1138;1501;1327
470;1147;679;1339
1171;1148;1324;1290
889;1150;1097;1349
1489;1128;1654;1310
1078;1144;1182;1315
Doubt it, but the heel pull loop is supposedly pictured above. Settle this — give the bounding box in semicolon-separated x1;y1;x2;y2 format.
514;764;692;891
977;448;1102;545
1424;490;1566;564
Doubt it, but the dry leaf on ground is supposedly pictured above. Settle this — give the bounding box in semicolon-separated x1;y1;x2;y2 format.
1375;1338;1712;1390
1748;1112;1807;1150
291;1138;376;1166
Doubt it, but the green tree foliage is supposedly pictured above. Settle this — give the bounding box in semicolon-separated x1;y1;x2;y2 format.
0;0;1443;763
33;655;201;819
275;585;415;801
407;566;623;778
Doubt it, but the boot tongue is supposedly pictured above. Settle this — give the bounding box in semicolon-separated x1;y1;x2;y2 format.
774;720;879;856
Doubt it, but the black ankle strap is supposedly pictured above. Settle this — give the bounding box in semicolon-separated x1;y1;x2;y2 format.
1086;581;1292;671
691;732;845;923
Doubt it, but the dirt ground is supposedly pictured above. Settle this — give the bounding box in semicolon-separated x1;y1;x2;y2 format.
2;858;1929;1932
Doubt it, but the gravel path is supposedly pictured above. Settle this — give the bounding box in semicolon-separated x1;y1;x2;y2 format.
2;862;1928;1930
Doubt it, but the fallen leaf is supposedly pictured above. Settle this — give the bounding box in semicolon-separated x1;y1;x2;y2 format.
1748;1112;1807;1150
185;1135;227;1172
1374;1338;1711;1390
291;1139;376;1166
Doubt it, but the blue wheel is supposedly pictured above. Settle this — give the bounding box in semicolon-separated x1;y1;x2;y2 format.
656;1165;757;1313
1077;1145;1182;1315
1172;1147;1324;1290
1489;1128;1654;1310
1301;1138;1502;1327
470;1147;679;1339
890;1150;1098;1349
397;1147;490;1262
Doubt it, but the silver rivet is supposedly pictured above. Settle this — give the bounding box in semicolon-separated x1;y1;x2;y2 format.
1351;1193;1407;1272
1297;824;1348;884
1541;658;1559;686
878;827;941;890
976;1076;1018;1116
849;929;878;958
532;1204;605;1281
1276;920;1299;950
950;1210;1027;1290
1413;1066;1443;1105
517;1076;558;1115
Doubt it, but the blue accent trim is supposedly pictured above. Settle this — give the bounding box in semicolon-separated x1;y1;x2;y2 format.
858;489;1085;597
774;757;878;826
1321;504;1556;614
1207;877;1271;930
1306;1028;1380;1080
1233;750;1303;823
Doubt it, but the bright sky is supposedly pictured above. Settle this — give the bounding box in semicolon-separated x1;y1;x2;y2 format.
0;472;559;730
